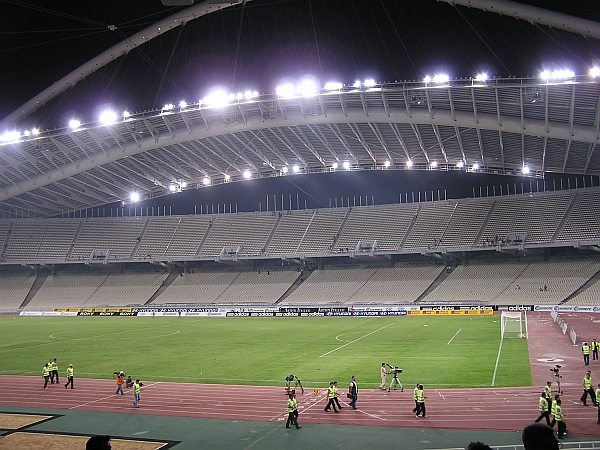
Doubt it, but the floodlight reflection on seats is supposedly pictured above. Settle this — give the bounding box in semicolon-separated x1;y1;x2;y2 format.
292;165;300;173
203;177;210;185
384;161;391;168
456;161;464;168
430;161;438;168
406;160;413;168
130;192;140;202
472;163;480;170
522;166;530;174
343;161;350;170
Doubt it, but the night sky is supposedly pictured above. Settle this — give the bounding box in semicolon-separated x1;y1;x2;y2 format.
1;0;599;214
2;0;599;128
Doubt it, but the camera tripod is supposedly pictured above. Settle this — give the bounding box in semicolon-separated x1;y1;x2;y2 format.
388;373;403;392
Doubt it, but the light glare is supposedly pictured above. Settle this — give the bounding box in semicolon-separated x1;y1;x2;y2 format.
130;192;140;202
243;170;252;179
522;166;530;174
590;67;600;77
324;82;342;91
423;76;431;83
384;161;391;167
475;73;488;82
430;161;438;168
282;166;289;173
343;161;350;170
472;163;480;170
456;161;464;168
203;177;210;185
69;119;81;130
99;111;117;125
276;84;295;98
292;165;300;173
406;160;413;168
433;74;450;83
364;79;375;87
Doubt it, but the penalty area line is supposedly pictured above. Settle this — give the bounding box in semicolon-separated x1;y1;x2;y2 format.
319;323;394;358
447;328;461;345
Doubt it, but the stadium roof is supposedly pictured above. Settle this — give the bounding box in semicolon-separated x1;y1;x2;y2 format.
1;0;599;218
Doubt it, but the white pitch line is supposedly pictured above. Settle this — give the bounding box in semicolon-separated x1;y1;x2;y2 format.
319;323;394;358
447;328;461;345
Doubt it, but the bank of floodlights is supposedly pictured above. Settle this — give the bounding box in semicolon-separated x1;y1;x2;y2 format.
540;69;575;81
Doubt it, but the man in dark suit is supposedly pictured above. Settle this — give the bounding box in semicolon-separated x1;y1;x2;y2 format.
348;376;358;410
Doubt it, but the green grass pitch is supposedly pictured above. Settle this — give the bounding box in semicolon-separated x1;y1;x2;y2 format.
0;315;531;389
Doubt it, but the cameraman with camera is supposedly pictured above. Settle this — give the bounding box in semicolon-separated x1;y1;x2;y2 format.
379;363;388;390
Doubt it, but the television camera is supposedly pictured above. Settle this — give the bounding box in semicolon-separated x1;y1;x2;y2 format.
285;374;304;395
385;364;403;392
550;365;562;394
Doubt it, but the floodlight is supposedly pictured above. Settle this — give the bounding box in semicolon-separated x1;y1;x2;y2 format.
353;80;361;88
332;163;338;170
343;161;350;170
364;79;375;87
475;73;488;82
384;160;391;167
162;103;175;111
252;91;259;98
243;170;252;179
203;177;210;185
130;192;140;202
324;82;342;91
180;181;187;188
179;101;188;108
203;90;229;107
430;161;438;168
244;90;253;100
406;160;413;168
276;83;295;98
23;130;30;137
224;174;231;182
1;131;20;142
541;69;575;80
423;76;431;83
292;165;300;173
69;119;81;130
282;166;289;173
522;166;530;174
590;67;600;78
123;111;131;119
456;161;464;168
99;110;117;125
169;185;177;192
297;80;318;97
433;74;450;83
472;163;479;170
235;93;243;101
31;128;39;136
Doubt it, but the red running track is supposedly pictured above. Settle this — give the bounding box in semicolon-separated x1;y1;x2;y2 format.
1;375;599;437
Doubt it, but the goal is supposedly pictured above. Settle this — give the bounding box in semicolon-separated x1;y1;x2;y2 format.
501;311;528;339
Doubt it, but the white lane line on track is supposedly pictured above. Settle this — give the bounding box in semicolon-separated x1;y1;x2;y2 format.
319;323;394;358
491;335;503;387
68;382;160;409
447;328;461;345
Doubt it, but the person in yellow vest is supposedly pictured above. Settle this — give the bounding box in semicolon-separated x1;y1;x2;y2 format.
64;364;74;389
51;359;59;384
323;382;338;413
42;363;50;389
415;384;426;418
412;383;419;414
285;392;301;429
133;379;143;408
332;381;342;410
535;391;550;426
549;394;560;428
582;342;591;366
47;359;54;383
554;398;567;438
544;381;552;403
596;383;600;424
592;339;599;361
581;371;598;406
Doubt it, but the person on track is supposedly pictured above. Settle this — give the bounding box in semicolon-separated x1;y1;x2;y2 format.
582;342;591;366
64;364;74;389
51;359;59;384
581;371;598;407
285;392;301;429
596;383;600;424
415;384;426;418
133;379;143;408
116;371;125;395
535;391;551;426
324;382;338;413
348;376;358;410
554;398;567;438
333;381;342;410
379;363;388;390
42;363;50;389
592;339;599;361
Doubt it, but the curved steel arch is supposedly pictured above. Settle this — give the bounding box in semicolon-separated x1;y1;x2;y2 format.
0;0;251;130
438;0;600;39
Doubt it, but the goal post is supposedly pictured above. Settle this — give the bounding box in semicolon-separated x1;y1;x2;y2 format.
501;311;528;339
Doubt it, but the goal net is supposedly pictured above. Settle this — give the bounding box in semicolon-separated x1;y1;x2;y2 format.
501;311;527;339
